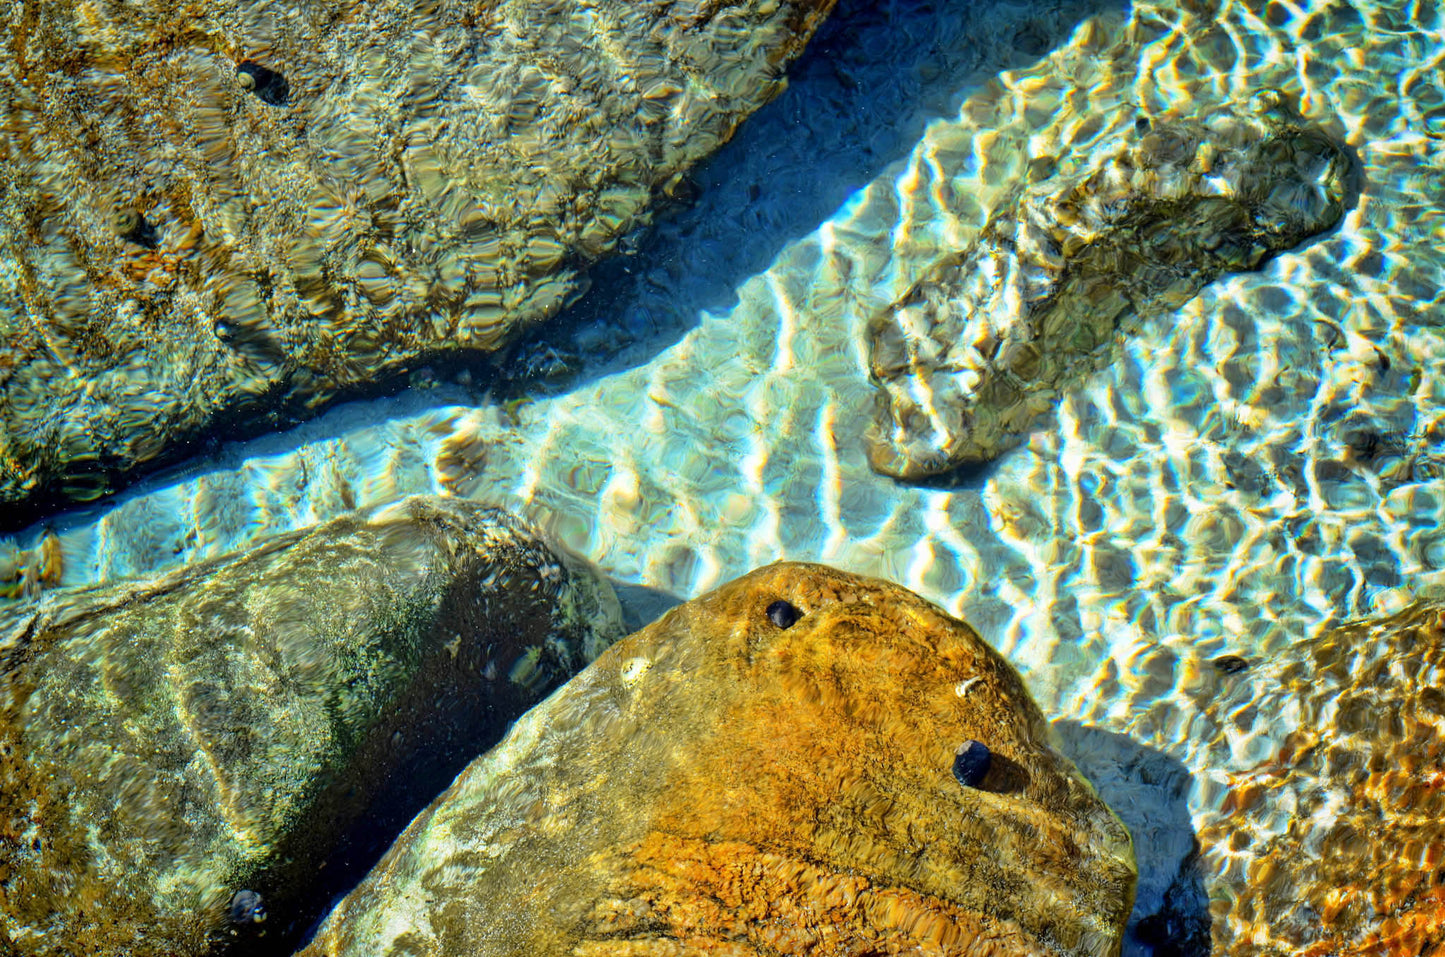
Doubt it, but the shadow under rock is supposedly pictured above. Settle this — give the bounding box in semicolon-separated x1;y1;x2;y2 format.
1051;720;1211;957
489;0;1127;399
613;580;686;633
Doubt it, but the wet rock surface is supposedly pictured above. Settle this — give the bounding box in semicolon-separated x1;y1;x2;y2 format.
300;562;1136;957
1195;600;1445;956
865;98;1350;479
0;496;623;956
0;0;837;517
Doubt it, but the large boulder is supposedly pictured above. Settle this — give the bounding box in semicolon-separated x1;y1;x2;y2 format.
0;496;623;956
0;0;837;517
301;562;1136;957
865;96;1349;479
1195;600;1445;955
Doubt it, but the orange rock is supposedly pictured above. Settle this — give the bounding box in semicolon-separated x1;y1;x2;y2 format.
302;562;1136;957
1199;602;1445;955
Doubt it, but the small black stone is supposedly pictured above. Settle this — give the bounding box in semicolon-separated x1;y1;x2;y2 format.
229;889;266;926
1135;115;1151;135
952;739;991;788
1211;654;1250;675
236;61;290;107
765;600;801;629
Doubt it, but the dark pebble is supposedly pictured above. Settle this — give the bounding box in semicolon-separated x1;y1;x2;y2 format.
766;600;802;629
229;889;267;926
952;739;991;788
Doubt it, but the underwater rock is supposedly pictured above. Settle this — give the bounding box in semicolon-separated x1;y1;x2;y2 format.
865;97;1349;479
300;562;1136;957
1196;600;1445;956
0;496;623;956
0;0;839;520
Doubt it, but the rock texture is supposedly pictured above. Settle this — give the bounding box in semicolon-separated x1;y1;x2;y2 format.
1196;600;1445;956
301;562;1136;957
0;0;838;518
0;496;623;956
865;96;1350;479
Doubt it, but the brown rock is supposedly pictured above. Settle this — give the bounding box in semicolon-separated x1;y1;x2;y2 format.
0;496;623;956
301;562;1136;957
865;96;1349;479
1198;600;1445;956
0;0;837;518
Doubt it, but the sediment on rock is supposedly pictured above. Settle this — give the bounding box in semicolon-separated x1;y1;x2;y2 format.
0;496;623;957
0;0;838;522
865;95;1349;479
302;561;1136;957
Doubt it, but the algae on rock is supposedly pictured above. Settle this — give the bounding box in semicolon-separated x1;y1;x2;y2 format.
0;0;838;519
0;496;623;956
865;97;1349;479
302;562;1136;957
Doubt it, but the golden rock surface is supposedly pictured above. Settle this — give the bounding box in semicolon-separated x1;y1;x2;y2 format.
0;496;622;956
865;99;1349;479
301;562;1136;957
1197;601;1445;956
0;0;836;514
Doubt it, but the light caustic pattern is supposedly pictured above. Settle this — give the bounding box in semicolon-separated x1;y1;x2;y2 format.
14;0;1445;943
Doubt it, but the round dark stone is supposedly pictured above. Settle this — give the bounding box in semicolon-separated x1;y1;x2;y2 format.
229;889;267;925
765;600;802;629
952;739;991;788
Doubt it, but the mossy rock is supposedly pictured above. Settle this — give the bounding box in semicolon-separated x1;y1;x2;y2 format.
0;496;623;956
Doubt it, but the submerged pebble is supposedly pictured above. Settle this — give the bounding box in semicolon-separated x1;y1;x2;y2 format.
766;598;802;628
228;889;266;925
952;739;992;788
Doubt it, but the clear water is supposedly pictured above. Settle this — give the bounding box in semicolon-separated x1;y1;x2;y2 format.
6;0;1445;949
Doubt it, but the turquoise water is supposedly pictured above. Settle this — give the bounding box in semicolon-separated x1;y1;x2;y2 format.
5;0;1445;950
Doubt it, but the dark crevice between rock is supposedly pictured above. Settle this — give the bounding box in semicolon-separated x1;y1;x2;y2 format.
215;571;680;957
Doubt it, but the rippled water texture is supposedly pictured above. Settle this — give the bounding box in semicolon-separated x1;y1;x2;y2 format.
8;0;1445;946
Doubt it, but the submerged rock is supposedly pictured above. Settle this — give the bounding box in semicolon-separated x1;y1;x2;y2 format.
301;562;1136;957
865;97;1349;479
0;496;623;956
0;0;838;519
1196;600;1445;956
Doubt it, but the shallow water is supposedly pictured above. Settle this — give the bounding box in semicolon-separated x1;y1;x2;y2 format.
7;0;1445;949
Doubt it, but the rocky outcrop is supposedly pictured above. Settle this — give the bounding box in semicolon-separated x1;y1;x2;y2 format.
300;562;1136;957
865;96;1349;479
0;0;838;519
1196;600;1445;956
0;496;623;956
